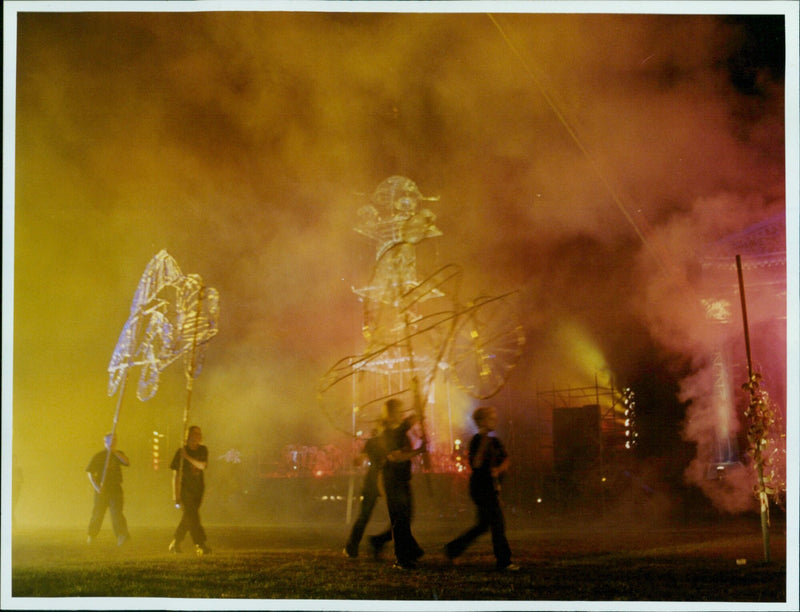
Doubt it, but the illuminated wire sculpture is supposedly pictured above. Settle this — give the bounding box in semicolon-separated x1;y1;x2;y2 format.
319;177;525;447
102;250;219;490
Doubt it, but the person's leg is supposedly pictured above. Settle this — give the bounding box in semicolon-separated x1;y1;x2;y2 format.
193;512;208;549
375;477;399;555
173;507;189;545
391;483;421;567
346;488;378;555
87;492;108;539
489;500;512;568
445;502;491;559
183;493;207;546
368;524;393;559
108;488;129;544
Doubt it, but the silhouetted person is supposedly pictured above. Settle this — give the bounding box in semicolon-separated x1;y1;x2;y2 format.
86;433;130;546
344;430;390;558
444;407;518;571
380;398;426;569
170;425;211;555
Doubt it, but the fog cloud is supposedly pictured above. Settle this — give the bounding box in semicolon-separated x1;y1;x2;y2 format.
7;6;789;525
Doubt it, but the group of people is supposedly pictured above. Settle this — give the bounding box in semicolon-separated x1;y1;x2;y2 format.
85;425;211;556
86;401;518;571
345;400;519;571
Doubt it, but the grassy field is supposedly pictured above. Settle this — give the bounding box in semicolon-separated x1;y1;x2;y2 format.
7;514;789;608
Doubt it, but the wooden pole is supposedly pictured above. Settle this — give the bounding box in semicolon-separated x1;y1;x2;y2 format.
177;284;205;504
736;255;754;378
100;370;128;491
346;361;356;524
736;254;770;563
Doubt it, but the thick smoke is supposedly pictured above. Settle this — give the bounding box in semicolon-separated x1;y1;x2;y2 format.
634;193;786;512
7;8;788;527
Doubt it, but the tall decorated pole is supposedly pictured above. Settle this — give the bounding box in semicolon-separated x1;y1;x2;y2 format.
174;274;219;505
736;254;771;563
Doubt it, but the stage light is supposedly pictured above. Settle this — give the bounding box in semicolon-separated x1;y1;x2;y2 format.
152;431;162;471
622;387;639;449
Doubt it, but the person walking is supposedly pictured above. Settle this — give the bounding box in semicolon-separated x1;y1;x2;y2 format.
381;398;426;569
86;433;130;546
444;406;519;571
169;425;211;556
343;430;390;558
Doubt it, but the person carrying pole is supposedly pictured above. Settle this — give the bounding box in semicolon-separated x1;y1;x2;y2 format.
169;425;211;556
86;433;130;546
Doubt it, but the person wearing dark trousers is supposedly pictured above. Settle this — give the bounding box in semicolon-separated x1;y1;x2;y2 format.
444;406;519;571
86;433;130;546
381;398;426;570
344;431;389;558
170;425;211;556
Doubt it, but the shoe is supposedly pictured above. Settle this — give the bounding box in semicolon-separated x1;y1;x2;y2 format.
117;534;129;547
195;543;211;556
498;562;520;572
392;561;417;570
168;539;182;554
343;547;357;558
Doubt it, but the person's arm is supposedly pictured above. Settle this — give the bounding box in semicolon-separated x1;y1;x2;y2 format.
87;471;101;493
489;437;511;478
491;456;510;479
386;445;425;462
181;448;207;471
114;450;130;466
386;425;426;462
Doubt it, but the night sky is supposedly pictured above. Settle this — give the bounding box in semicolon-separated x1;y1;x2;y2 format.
4;2;795;527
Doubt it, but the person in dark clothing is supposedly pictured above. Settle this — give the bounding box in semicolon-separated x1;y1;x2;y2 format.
444;406;519;571
169;425;210;556
344;430;390;558
86;433;130;546
380;398;426;570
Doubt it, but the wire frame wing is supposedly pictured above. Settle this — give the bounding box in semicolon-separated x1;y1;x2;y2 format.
319;259;461;434
108;250;184;398
178;274;220;383
448;294;526;399
107;251;220;401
